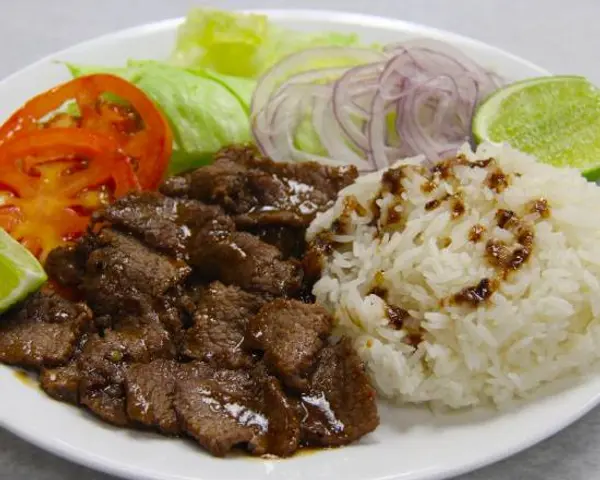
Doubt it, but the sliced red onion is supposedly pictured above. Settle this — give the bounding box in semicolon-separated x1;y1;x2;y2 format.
251;40;502;171
251;47;386;115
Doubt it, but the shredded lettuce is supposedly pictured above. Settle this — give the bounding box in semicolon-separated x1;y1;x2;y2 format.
170;8;361;78
67;61;255;174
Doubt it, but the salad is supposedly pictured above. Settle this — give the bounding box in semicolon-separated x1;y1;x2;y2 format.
0;7;599;309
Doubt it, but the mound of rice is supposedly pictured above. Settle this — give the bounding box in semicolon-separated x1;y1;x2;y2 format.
307;142;600;408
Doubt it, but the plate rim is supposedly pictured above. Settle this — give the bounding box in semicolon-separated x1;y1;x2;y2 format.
0;9;568;480
0;9;550;87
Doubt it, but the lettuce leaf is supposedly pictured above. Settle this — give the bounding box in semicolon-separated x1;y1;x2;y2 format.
189;67;255;112
65;63;137;80
170;8;361;78
67;61;256;174
66;10;376;173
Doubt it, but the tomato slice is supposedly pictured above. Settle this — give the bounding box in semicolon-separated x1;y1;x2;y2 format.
0;128;139;260
0;74;172;189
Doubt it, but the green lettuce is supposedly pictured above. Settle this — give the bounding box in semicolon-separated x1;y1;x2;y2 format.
66;10;378;174
67;61;256;174
170;8;361;78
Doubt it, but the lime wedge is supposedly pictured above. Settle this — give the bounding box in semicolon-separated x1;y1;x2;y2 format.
473;76;600;180
0;229;47;313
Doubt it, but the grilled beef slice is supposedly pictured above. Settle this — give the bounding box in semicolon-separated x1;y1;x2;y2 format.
40;360;81;404
299;338;379;447
161;144;358;229
246;225;306;259
125;359;215;435
174;363;300;457
94;192;232;258
82;229;190;317
181;282;266;368
45;241;90;289
78;316;176;426
246;299;333;389
0;290;92;369
40;332;92;404
188;231;303;297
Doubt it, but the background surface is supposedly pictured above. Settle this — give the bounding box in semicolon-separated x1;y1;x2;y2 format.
0;1;598;479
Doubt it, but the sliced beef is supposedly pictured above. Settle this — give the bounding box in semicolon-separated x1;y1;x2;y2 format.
174;364;300;457
0;290;92;369
125;359;215;435
0;151;379;458
161;148;248;207
45;244;86;288
78;316;176;426
177;283;207;319
238;148;358;200
125;359;179;434
246;299;332;389
82;229;190;317
257;370;301;457
174;368;261;456
45;235;99;289
224;232;303;297
152;295;188;344
188;231;302;297
182;316;251;368
92;290;186;340
40;332;91;404
181;282;265;368
246;225;306;259
299;338;379;447
40;360;81;404
95;192;230;258
161;144;358;228
183;221;237;283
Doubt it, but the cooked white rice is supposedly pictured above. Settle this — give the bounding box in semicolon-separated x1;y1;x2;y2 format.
308;142;600;409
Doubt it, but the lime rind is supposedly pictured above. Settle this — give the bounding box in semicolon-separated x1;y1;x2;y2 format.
0;229;47;313
473;75;600;175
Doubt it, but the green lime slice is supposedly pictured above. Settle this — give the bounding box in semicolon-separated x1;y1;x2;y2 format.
473;76;600;180
0;229;47;313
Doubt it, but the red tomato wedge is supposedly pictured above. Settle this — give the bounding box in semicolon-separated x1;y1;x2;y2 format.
0;128;139;260
0;74;172;189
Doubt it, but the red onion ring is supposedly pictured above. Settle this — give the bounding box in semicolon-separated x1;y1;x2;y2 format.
251;39;502;171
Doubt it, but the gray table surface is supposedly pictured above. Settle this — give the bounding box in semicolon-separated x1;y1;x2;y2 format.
1;0;599;479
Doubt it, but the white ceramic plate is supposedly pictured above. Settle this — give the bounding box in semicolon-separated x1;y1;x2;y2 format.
1;9;597;480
